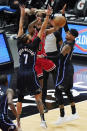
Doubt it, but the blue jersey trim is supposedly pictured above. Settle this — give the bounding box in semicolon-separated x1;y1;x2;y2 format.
4;97;7;114
56;54;69;87
2;114;15;126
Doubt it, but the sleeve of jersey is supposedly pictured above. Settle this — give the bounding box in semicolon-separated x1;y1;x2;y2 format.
31;37;41;51
54;31;62;42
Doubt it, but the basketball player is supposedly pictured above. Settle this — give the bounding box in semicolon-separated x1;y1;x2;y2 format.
42;5;67;112
0;75;19;131
28;12;60;113
28;13;56;82
54;26;79;125
16;5;52;128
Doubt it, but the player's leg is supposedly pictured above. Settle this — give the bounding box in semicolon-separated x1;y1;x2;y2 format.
42;58;56;112
42;70;49;113
55;87;65;116
65;88;79;121
35;93;47;128
16;94;24;123
54;87;69;125
65;66;79;121
35;59;48;112
50;68;57;86
35;59;44;95
16;70;25;128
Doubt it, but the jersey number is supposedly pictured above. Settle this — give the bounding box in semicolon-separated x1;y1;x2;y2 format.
24;54;28;64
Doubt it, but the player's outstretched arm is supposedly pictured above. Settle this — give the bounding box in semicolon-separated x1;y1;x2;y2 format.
61;44;71;56
17;5;25;37
61;4;69;33
28;17;41;33
38;5;52;39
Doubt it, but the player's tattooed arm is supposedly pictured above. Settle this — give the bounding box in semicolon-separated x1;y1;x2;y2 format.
61;44;71;56
38;5;52;39
28;18;40;33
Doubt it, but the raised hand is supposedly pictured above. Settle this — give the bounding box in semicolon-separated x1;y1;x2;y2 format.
61;4;67;14
46;4;53;16
20;5;25;17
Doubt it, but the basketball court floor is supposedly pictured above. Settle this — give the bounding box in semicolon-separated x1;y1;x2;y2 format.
0;62;87;131
16;100;87;131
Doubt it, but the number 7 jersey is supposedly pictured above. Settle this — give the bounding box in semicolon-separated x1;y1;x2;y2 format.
17;36;41;70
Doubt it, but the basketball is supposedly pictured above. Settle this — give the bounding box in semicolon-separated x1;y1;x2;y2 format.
51;16;66;27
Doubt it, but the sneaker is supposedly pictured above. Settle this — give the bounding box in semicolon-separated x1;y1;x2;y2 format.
40;120;47;128
54;116;69;125
68;113;79;121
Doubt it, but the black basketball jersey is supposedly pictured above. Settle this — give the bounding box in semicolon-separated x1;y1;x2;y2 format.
0;86;8;117
56;40;75;87
60;40;75;64
17;36;41;69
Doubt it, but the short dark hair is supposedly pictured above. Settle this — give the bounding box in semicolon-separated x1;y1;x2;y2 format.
69;29;78;38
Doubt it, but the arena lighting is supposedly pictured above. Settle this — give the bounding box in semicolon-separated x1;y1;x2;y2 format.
0;31;14;71
62;23;87;55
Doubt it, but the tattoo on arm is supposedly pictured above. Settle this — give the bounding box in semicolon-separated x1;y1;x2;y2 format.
61;45;71;56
